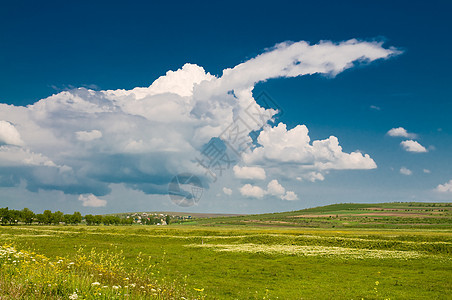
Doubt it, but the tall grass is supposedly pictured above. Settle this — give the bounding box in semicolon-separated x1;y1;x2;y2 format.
0;243;203;299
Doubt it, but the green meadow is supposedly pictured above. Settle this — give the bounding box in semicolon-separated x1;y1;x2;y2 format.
1;202;451;299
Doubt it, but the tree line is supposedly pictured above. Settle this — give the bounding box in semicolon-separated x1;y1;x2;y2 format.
0;207;133;225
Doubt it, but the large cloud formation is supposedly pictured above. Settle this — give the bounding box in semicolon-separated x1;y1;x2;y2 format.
0;39;399;202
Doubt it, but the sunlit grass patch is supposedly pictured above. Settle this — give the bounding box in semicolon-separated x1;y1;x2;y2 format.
0;244;199;299
1;224;451;299
187;243;440;259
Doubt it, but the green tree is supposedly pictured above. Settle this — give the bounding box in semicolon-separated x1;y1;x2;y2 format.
9;210;21;224
72;212;82;224
43;210;53;225
94;215;103;225
165;215;171;225
121;217;133;225
36;214;45;224
21;208;35;225
52;211;64;225
102;215;112;225
85;214;94;225
112;216;120;225
63;214;73;225
0;207;10;225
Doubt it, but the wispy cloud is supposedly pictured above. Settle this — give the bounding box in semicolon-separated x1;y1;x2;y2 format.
50;83;100;92
222;187;232;196
400;167;412;176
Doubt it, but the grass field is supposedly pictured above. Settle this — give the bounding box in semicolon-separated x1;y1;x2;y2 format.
1;202;451;299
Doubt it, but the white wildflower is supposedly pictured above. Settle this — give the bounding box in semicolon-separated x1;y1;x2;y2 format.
69;292;78;300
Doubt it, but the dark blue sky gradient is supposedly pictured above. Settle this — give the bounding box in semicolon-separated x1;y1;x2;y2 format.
1;0;451;105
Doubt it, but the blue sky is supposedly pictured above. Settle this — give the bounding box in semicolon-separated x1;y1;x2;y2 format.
0;0;451;213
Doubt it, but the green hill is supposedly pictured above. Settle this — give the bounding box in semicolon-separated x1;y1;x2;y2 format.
192;202;452;229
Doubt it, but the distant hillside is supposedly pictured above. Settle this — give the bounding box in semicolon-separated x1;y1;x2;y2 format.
191;202;452;229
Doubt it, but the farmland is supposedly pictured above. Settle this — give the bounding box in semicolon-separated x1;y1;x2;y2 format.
0;202;451;299
193;202;451;229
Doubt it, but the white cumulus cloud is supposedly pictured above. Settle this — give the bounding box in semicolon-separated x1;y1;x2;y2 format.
239;179;298;201
436;180;452;193
223;187;232;196
267;179;286;196
387;127;417;138
281;191;298;201
233;165;266;180
78;194;107;207
0;146;57;167
0;121;24;146
400;140;428;153
267;179;298;201
239;184;266;198
242;123;376;181
0;39;398;201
